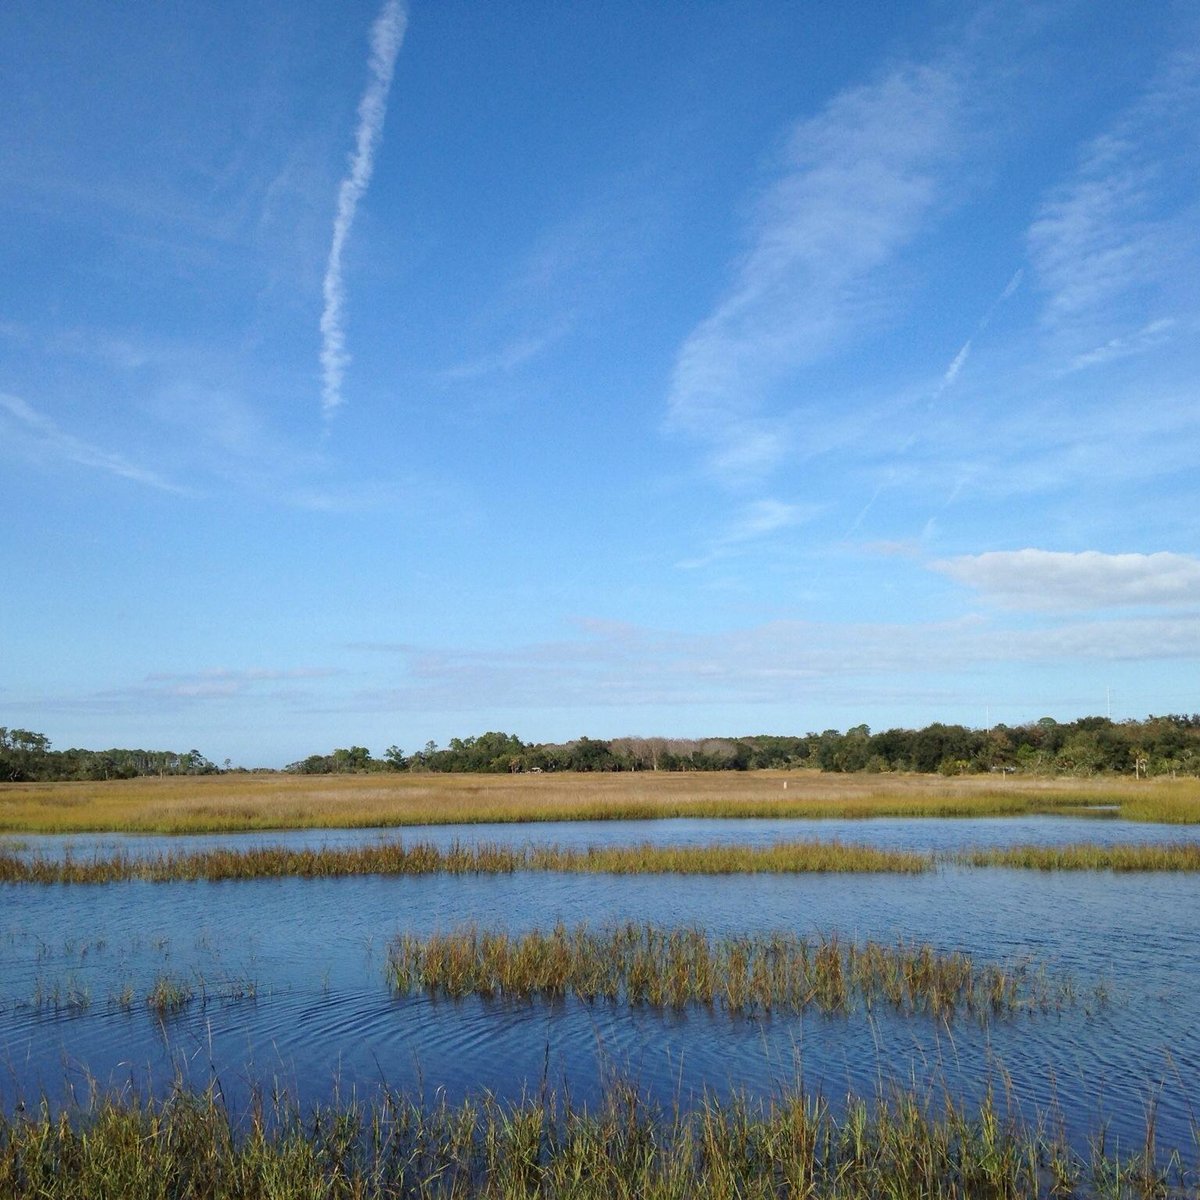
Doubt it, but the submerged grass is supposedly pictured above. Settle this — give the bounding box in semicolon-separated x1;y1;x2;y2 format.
16;972;258;1016
24;974;91;1014
387;922;1066;1021
0;839;931;884
3;770;1199;834
0;1080;1186;1199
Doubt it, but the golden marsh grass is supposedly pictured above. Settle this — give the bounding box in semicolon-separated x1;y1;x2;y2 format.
961;841;1200;871
2;769;1198;833
6;836;1200;884
0;839;930;884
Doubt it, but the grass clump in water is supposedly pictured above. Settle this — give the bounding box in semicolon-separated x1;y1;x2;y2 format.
141;973;256;1014
0;1080;1185;1199
145;974;193;1015
387;923;1062;1021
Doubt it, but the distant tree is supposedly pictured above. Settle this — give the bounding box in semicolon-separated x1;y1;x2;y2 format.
564;737;618;772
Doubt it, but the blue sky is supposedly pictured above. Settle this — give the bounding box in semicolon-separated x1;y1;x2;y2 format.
3;1;1198;766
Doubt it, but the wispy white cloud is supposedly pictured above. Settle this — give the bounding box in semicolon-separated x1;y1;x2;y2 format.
1;321;447;514
1065;317;1178;373
23;667;348;715
852;365;1200;543
435;323;570;384
349;603;1200;714
281;474;454;514
435;165;670;393
721;498;816;544
24;604;1200;732
0;392;189;494
320;0;408;418
678;498;818;568
142;666;344;701
667;62;963;484
1028;50;1200;352
932;549;1200;611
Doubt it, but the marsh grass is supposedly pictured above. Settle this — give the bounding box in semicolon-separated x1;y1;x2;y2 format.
0;839;931;884
61;972;256;1017
959;842;1200;871
142;972;259;1015
530;841;930;875
145;974;193;1015
0;1080;1185;1199
7;836;1200;884
387;923;1064;1021
3;770;1199;834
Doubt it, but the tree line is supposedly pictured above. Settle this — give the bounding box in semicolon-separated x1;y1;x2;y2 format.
6;715;1200;784
0;727;218;783
287;715;1200;779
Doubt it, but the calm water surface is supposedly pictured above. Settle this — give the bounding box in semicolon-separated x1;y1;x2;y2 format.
0;815;1196;1162
8;811;1200;860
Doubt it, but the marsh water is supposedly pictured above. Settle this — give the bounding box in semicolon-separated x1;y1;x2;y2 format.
1;815;1197;1160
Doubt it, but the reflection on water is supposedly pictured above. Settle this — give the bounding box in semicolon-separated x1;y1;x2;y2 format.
0;815;1197;1158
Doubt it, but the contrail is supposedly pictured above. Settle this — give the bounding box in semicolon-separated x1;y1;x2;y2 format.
931;268;1023;401
997;267;1023;303
320;0;408;418
937;339;972;393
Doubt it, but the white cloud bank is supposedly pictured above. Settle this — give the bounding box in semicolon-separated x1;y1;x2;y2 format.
320;0;408;417
933;549;1200;611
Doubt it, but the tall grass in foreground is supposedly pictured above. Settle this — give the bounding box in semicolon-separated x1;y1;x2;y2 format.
4;770;1199;834
0;839;930;884
388;923;1067;1021
0;1081;1186;1199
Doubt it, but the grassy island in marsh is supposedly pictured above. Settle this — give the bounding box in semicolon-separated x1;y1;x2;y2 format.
2;770;1200;833
9;837;1200;884
0;839;930;884
959;841;1200;871
387;922;1073;1021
